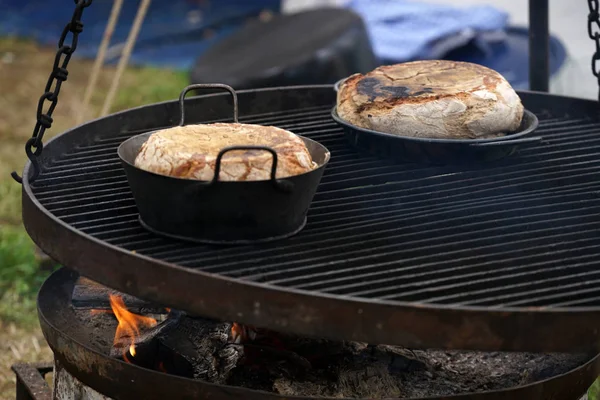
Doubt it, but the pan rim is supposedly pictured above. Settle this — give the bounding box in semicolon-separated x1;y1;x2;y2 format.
331;107;539;145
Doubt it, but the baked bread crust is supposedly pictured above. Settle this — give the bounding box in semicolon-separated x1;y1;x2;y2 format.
336;60;524;139
134;123;316;181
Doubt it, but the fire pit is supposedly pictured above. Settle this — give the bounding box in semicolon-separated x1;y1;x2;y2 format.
30;268;599;400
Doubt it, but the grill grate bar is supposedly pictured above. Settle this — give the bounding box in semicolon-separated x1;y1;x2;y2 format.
79;219;141;235
288;224;600;302
501;285;600;308
289;234;600;296
45;153;120;168
51;199;136;218
376;252;600;303
537;117;590;126
32;178;129;196
60;205;139;224
40;188;133;207
71;213;139;230
541;294;600;307
192;202;600;279
448;264;600;307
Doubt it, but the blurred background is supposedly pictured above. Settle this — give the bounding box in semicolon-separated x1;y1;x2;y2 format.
0;1;598;399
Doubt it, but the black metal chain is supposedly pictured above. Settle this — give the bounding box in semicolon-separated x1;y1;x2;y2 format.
588;0;600;102
11;0;93;184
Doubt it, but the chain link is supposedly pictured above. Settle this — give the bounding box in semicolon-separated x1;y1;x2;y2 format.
588;0;600;102
11;0;93;183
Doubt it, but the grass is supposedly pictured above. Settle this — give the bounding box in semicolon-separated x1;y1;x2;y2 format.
591;379;600;400
0;36;187;399
0;225;54;327
0;225;55;399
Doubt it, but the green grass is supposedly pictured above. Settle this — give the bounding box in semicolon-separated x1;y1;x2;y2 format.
590;378;600;400
112;67;189;112
0;180;21;226
0;225;56;327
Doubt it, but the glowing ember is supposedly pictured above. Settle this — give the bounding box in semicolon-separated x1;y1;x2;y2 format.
231;322;257;344
108;294;157;360
231;322;244;343
89;309;113;316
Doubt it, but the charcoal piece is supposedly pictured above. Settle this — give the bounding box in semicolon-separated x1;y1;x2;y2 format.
250;328;368;363
110;310;182;359
159;317;243;384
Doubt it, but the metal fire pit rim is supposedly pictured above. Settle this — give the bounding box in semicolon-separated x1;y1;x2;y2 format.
38;267;600;400
20;86;600;353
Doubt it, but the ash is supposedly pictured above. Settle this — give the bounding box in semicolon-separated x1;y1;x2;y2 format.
80;310;589;399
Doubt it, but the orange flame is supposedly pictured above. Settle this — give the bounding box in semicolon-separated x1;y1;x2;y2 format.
231;322;257;343
231;322;244;343
109;294;157;361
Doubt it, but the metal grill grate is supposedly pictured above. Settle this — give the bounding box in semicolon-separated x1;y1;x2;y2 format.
29;101;600;311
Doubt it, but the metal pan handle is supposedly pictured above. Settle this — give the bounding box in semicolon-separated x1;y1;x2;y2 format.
213;146;293;191
469;136;544;147
179;84;239;126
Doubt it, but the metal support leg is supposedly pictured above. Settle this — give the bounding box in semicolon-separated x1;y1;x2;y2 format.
529;0;550;92
12;363;53;400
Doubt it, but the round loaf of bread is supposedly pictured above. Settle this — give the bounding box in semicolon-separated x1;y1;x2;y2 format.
336;60;524;139
134;123;316;181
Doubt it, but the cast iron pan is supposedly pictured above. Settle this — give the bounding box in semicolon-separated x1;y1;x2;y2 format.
118;84;331;245
332;78;540;165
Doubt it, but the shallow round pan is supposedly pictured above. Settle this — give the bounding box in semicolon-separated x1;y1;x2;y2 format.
119;132;330;245
331;106;540;165
118;84;331;245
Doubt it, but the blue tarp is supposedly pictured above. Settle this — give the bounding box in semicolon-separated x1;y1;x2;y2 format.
0;0;281;69
347;0;509;62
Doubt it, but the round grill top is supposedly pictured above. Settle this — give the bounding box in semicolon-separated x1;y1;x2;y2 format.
23;86;600;352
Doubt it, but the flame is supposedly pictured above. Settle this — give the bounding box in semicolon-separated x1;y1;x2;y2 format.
231;322;244;343
109;294;157;360
231;323;257;344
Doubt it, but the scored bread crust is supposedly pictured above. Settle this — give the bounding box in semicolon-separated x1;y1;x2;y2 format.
336;60;524;139
134;123;316;181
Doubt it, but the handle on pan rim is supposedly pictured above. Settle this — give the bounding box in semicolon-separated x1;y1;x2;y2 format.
212;146;294;191
469;136;544;147
178;84;239;126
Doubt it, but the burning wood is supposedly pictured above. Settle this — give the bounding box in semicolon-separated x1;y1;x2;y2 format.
92;297;243;382
160;318;243;383
109;294;158;359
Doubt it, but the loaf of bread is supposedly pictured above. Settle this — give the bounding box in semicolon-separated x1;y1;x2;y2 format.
336;60;524;139
134;123;316;181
